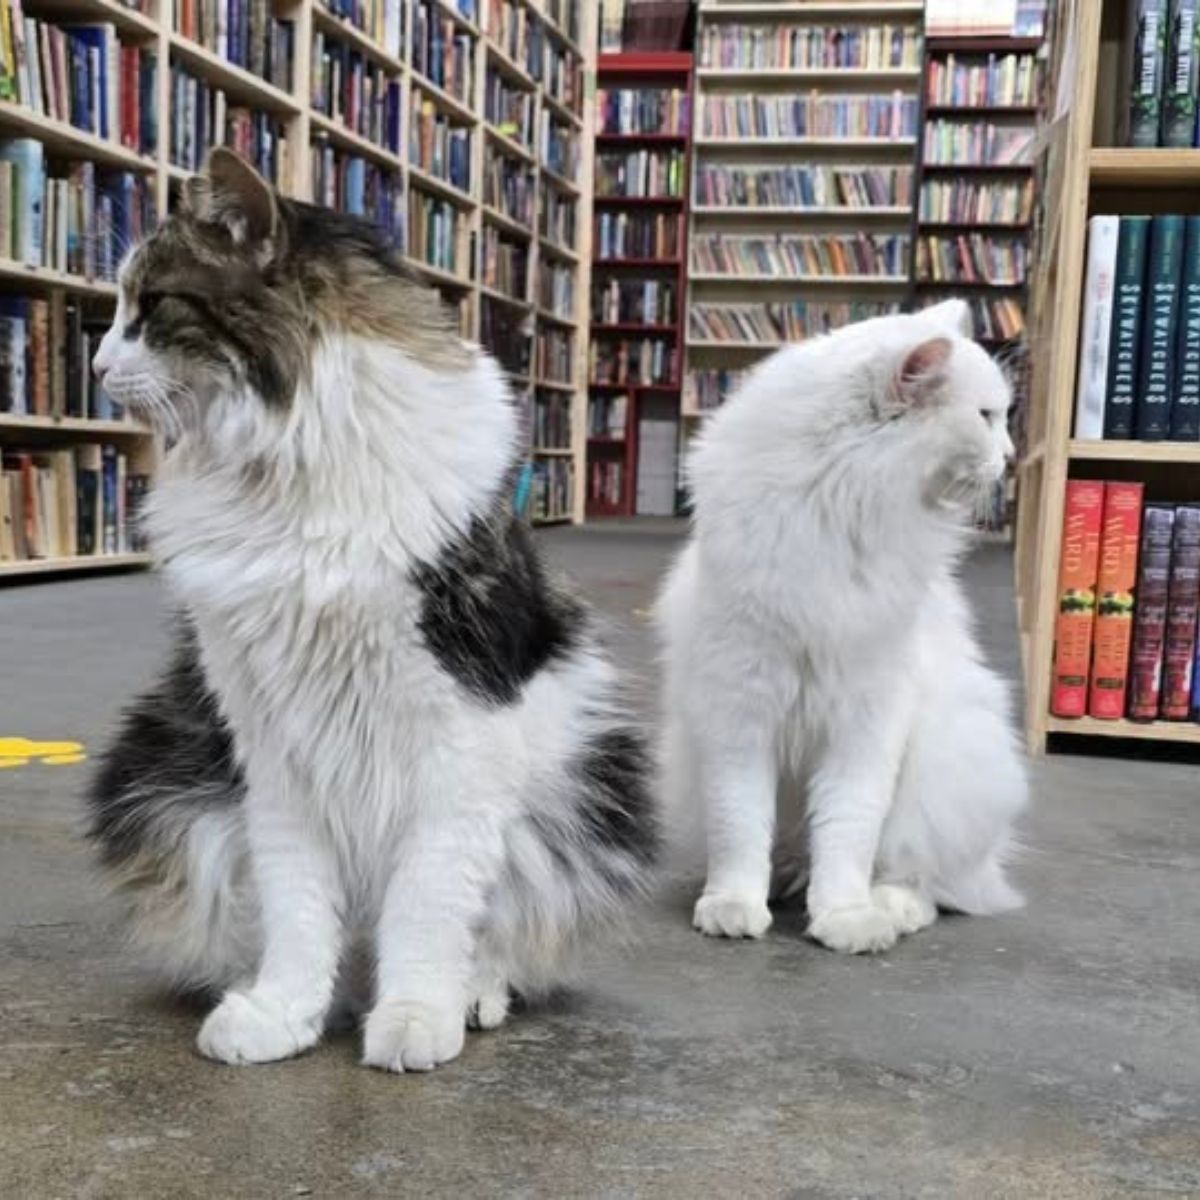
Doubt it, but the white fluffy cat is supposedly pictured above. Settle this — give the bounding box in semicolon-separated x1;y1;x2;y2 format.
656;300;1027;953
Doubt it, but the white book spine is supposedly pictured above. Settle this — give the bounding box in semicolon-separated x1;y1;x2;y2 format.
1073;215;1121;439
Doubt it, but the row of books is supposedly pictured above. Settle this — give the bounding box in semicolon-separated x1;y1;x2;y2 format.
539;180;575;248
925;53;1039;108
684;368;746;413
532;393;571;449
919;178;1033;225
0;142;153;280
1;444;148;562
698;24;921;71
413;0;474;106
688;300;898;344
311;37;401;154
1120;0;1200;147
594;212;679;262
924;120;1035;166
540;110;578;181
588;393;626;439
485;72;535;149
409;192;458;272
591;278;677;327
915;233;1028;286
0;295;121;419
483;0;581;113
542;0;580;45
483;143;532;225
482;224;527;299
694;163;911;210
596;88;690;136
0;16;148;151
589;337;675;387
535;326;572;384
321;0;405;60
532;457;573;521
700;93;920;141
537;260;573;318
1053;481;1200;723
170;66;290;184
543;40;581;115
481;294;529;376
311;144;405;245
595;149;685;199
927;0;1047;38
586;460;624;510
961;295;1026;342
486;0;539;75
691;233;910;280
1075;215;1200;443
411;98;471;191
175;0;294;91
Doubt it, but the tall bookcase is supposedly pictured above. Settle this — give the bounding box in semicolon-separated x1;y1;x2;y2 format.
587;50;692;518
683;0;924;423
0;0;595;583
1016;0;1200;753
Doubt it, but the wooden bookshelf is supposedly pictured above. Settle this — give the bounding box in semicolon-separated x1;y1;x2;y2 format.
684;0;922;421
1016;2;1200;755
0;0;597;578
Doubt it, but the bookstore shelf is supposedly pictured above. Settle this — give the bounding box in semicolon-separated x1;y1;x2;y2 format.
1067;441;1200;465
0;101;155;171
691;273;910;286
695;137;918;149
595;133;686;145
482;205;533;239
31;0;161;35
592;324;678;334
1045;717;1200;746
595;258;681;268
926;37;1042;54
485;41;537;92
0;416;152;438
408;165;475;209
1089;148;1200;187
539;237;579;263
168;34;302;113
542;167;581;196
543;92;583;129
536;380;577;394
310;5;407;73
696;68;921;82
538;310;577;329
926;105;1039;117
411;79;478;128
308;114;406;171
922;162;1035;173
0;553;153;579
480;284;533;310
533;447;575;457
432;0;480;37
697;1;924;13
594;194;684;206
919;221;1031;232
692;205;912;218
484;124;535;164
406;259;473;290
0;261;118;298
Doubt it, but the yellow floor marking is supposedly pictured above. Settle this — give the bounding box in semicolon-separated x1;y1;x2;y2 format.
42;753;88;766
0;759;29;769
0;738;87;768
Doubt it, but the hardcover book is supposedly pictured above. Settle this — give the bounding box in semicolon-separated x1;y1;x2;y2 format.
1163;0;1200;145
1171;215;1200;439
1051;480;1106;717
1104;216;1151;439
1127;504;1175;719
1074;215;1120;439
1161;504;1200;717
1135;214;1185;439
1123;0;1168;147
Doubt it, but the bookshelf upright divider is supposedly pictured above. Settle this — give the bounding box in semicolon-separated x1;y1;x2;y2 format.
0;0;596;579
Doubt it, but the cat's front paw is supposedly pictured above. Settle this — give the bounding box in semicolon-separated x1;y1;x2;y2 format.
362;999;466;1073
872;883;937;936
693;892;772;939
808;904;897;954
197;990;323;1065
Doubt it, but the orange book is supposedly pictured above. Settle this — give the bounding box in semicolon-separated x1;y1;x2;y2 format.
1051;480;1105;717
1088;482;1145;719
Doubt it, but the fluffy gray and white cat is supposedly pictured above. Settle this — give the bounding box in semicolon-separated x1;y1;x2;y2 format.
87;150;657;1071
656;301;1027;954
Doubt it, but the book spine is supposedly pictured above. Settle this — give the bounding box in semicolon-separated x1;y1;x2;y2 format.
1170;215;1200;438
1135;214;1185;439
1125;0;1168;147
1104;216;1151;438
1074;215;1120;438
1051;479;1106;717
1127;504;1175;718
1161;504;1200;717
1163;0;1200;145
1088;482;1146;718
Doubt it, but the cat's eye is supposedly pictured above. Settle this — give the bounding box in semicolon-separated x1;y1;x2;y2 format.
125;291;163;339
979;409;994;423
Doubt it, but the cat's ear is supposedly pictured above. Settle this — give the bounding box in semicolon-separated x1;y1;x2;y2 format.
893;337;954;408
923;298;972;338
183;148;278;252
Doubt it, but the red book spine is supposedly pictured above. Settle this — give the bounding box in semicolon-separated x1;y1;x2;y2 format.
1088;482;1146;719
1050;480;1105;717
1127;504;1174;720
1161;505;1200;719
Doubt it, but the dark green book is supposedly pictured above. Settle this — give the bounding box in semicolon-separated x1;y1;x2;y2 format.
1135;214;1186;439
1104;216;1152;439
1171;216;1200;438
1163;0;1200;145
1125;0;1169;146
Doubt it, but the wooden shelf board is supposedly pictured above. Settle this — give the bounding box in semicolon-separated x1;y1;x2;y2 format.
405;259;472;290
541;165;581;196
308;112;404;170
1090;147;1200;186
482;204;534;239
591;324;678;334
915;278;1026;290
698;1;923;13
168;34;300;113
485;41;537;92
693;204;910;218
1068;439;1200;463
542;90;584;130
30;0;159;37
532;446;574;457
595;132;686;144
0;259;117;298
597;52;693;74
311;5;406;73
919;220;1031;231
432;0;480;38
0;414;152;436
484;123;536;164
411;74;479;125
687;339;780;351
535;380;576;393
409;165;476;209
691;273;910;286
539;237;579;264
923;161;1034;172
926;36;1043;54
925;104;1039;117
0;101;156;171
696;67;921;82
594;193;684;206
537;308;577;329
1045;716;1200;745
480;284;532;310
697;136;917;149
595;258;681;268
0;553;151;579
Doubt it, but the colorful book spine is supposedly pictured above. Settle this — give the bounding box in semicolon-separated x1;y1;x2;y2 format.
1161;504;1200;717
1127;504;1175;719
1164;0;1200;145
1124;0;1168;147
1088;482;1146;718
1073;215;1120;439
1135;214;1185;439
1171;215;1200;439
1050;480;1105;717
1104;216;1151;439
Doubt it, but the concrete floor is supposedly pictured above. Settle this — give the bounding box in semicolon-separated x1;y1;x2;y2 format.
2;522;1198;1198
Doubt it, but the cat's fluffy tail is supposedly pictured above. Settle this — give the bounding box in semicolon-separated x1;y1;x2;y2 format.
86;629;257;993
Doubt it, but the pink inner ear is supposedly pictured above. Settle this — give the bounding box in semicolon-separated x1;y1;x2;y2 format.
896;336;953;406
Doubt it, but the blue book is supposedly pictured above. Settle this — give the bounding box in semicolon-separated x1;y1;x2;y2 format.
1171;215;1200;439
0;139;44;265
67;28;111;139
1104;216;1152;439
1136;214;1186;439
101;444;118;554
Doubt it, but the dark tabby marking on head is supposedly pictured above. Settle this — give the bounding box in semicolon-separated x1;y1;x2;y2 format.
88;626;244;875
119;148;471;409
412;509;585;706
